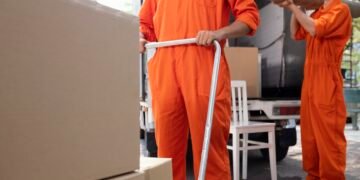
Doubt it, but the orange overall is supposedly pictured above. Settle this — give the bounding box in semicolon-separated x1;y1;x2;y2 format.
294;1;352;179
139;0;259;179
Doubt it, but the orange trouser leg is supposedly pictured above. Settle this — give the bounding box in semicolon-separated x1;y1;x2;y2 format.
177;47;231;180
149;49;189;180
186;94;231;180
301;79;347;180
301;93;320;180
312;90;346;180
149;46;231;180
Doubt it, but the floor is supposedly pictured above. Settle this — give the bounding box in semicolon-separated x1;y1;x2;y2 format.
141;124;360;180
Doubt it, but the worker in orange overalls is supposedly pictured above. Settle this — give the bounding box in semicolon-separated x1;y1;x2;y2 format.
274;0;352;179
139;0;259;179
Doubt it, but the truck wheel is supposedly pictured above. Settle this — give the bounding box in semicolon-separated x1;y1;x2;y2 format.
257;126;296;162
145;131;157;157
140;129;145;139
260;145;289;162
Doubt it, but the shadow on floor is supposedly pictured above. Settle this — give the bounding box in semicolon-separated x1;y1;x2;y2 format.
186;150;304;180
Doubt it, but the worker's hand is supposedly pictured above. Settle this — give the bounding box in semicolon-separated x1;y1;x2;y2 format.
196;30;223;46
139;32;147;53
272;0;294;9
272;0;287;5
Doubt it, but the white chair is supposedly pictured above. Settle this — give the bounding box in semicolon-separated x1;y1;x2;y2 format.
228;80;277;180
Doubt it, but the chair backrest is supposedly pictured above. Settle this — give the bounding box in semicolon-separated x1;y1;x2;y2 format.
231;80;249;124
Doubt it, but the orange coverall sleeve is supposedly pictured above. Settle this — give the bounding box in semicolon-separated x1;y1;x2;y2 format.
294;25;307;40
138;0;157;42
314;5;352;38
227;0;260;36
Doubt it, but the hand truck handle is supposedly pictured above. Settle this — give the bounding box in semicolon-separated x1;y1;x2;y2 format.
145;38;222;180
145;38;197;49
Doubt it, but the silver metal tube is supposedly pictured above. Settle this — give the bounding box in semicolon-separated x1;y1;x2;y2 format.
198;41;221;180
139;54;144;101
145;38;197;49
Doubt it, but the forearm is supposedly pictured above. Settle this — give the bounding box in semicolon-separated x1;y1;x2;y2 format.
196;15;256;45
215;21;250;40
289;4;315;36
290;13;299;39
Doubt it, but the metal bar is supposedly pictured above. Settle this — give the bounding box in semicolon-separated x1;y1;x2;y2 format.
198;40;221;180
139;54;144;101
145;38;197;49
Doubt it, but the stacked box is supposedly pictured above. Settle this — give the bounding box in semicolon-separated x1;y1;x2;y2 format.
0;0;139;179
225;47;260;98
140;157;173;180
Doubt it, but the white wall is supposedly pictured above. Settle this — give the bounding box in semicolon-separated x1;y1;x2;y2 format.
96;0;140;16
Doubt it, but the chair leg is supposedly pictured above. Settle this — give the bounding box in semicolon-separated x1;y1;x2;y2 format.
268;130;277;180
242;133;248;180
233;130;240;180
352;113;359;130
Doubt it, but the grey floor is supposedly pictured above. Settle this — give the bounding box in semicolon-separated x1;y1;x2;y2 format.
141;124;360;180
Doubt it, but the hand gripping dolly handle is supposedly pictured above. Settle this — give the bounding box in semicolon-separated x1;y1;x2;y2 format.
145;38;221;180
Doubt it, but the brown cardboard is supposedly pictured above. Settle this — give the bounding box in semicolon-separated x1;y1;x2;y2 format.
0;0;139;180
110;171;145;180
225;47;261;98
140;157;173;180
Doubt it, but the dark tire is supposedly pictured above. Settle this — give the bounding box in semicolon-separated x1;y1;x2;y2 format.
148;151;157;157
145;131;157;157
140;129;145;139
258;126;296;162
260;145;289;162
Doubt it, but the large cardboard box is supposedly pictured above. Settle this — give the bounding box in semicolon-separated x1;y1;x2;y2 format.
110;171;145;180
225;47;261;98
140;157;173;180
0;0;139;180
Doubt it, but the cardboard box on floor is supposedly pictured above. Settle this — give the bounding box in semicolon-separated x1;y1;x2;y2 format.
224;47;261;98
140;157;173;180
109;157;172;180
110;171;145;180
0;0;139;180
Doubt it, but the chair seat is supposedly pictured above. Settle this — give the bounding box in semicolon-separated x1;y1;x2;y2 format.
230;121;275;134
348;108;360;113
